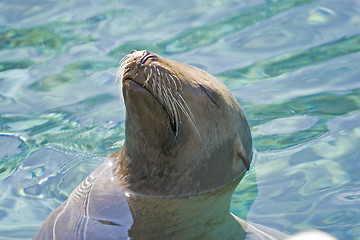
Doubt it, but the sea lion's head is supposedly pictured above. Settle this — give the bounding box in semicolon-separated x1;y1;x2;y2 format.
116;50;252;196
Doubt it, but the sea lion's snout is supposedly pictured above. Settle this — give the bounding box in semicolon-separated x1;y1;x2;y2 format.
119;51;189;138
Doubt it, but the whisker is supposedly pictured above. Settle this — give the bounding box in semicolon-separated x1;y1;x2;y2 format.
152;66;157;94
116;54;130;83
143;67;151;87
157;74;164;103
176;92;202;140
167;74;178;91
166;88;180;135
149;66;153;78
115;54;133;108
163;88;172;117
169;74;181;91
161;75;174;113
176;93;196;123
173;99;183;125
119;54;130;64
165;73;171;87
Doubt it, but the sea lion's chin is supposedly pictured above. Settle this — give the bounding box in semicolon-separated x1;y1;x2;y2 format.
122;78;173;140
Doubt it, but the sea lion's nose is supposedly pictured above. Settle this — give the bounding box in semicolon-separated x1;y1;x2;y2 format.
139;50;157;65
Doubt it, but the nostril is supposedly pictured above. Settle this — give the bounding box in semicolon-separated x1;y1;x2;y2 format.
140;50;157;65
142;50;151;56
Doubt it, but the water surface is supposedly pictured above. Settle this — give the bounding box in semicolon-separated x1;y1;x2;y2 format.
1;0;360;239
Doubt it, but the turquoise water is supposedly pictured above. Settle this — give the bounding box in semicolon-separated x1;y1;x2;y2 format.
1;0;360;239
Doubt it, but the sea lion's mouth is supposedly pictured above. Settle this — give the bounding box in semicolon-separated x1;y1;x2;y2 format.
123;77;178;136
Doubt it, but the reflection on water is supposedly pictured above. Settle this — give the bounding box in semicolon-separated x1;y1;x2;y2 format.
1;0;360;239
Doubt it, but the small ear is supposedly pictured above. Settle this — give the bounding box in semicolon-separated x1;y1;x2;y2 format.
197;83;219;107
236;139;250;171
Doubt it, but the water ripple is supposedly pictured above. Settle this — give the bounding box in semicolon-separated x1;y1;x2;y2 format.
307;7;336;25
0;0;360;239
220;34;360;81
109;0;317;57
0;134;29;181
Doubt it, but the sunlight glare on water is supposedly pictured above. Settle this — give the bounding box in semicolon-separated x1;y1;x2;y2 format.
0;0;360;239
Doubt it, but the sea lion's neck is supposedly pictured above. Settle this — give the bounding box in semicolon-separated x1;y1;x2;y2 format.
125;179;246;240
113;146;201;195
111;148;246;239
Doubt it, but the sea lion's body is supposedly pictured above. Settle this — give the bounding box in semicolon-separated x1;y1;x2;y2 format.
35;160;249;240
34;160;132;239
35;50;253;239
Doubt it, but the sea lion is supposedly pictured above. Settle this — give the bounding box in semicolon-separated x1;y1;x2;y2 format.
34;50;253;240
